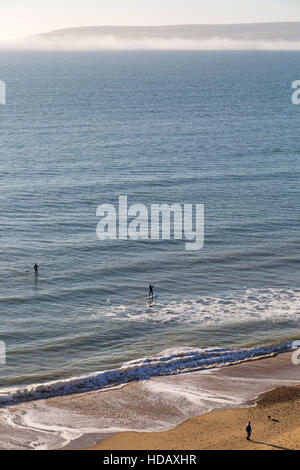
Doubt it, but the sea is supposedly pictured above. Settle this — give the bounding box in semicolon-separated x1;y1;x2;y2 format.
0;50;299;404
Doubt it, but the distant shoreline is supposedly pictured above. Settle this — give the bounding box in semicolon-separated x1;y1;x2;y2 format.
4;22;300;51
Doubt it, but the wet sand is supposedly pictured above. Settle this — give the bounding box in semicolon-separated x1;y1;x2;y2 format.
86;352;300;450
90;385;300;450
0;351;299;449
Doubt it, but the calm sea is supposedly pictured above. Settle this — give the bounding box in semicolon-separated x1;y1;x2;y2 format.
0;51;299;402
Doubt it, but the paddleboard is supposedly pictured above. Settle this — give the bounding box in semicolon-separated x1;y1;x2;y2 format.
148;293;158;299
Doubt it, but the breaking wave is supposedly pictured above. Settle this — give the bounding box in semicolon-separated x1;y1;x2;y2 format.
0;341;294;406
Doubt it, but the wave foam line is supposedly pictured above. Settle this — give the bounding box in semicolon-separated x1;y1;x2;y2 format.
0;341;293;406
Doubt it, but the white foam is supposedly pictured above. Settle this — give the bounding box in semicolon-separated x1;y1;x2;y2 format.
94;288;300;325
1;288;298;406
0;341;293;406
0;402;134;450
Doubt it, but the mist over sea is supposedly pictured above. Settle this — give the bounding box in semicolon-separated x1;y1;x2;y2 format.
0;51;299;400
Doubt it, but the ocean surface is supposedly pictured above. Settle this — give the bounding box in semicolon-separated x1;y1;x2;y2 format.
0;51;299;403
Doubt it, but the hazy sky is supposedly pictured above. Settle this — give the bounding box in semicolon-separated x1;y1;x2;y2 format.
1;0;300;40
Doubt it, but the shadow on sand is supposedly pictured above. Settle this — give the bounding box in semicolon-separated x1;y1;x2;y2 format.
250;440;291;451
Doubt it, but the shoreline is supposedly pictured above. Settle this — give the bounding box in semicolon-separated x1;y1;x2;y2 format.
77;351;299;450
0;351;299;449
89;384;300;450
0;341;293;408
83;351;300;450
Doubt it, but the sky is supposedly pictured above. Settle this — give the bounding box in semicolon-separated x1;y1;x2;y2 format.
1;0;300;40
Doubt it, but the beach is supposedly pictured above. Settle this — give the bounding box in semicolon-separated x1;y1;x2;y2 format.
0;350;298;449
87;353;300;450
90;385;300;450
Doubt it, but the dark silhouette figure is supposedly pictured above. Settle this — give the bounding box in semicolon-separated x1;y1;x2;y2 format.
34;264;39;275
148;283;154;299
246;421;252;440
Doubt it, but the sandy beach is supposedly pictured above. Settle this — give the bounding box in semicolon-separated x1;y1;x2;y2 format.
90;385;300;450
0;351;299;449
86;352;300;451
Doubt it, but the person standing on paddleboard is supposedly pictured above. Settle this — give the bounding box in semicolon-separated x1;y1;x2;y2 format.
148;283;154;299
34;264;39;275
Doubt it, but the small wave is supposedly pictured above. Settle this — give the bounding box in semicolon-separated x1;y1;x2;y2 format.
0;341;293;407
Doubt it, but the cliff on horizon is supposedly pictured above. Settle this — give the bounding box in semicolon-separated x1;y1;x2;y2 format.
20;23;300;49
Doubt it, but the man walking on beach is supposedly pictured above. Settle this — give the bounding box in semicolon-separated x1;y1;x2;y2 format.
246;421;252;440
